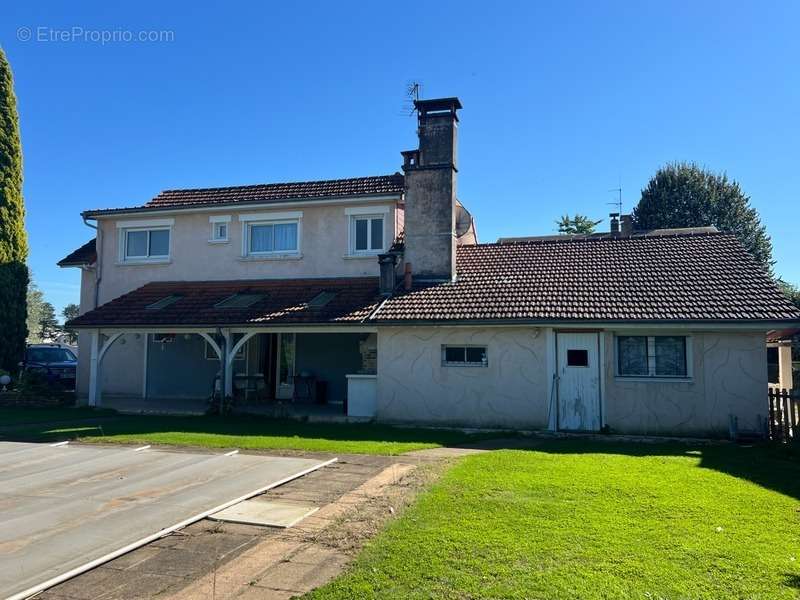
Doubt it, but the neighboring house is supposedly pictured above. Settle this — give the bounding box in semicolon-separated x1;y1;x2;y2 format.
59;97;800;436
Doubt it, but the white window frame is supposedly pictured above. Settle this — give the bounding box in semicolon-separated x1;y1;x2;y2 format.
345;206;389;256
240;211;303;257
441;345;489;368
209;215;231;243
614;334;693;380
117;219;174;264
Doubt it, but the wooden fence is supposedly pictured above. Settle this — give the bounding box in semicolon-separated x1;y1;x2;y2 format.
768;388;799;443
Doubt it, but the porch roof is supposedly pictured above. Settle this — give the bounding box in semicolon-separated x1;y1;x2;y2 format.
67;277;381;329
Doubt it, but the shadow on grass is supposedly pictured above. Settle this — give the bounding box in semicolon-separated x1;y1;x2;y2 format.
0;409;501;451
460;435;800;503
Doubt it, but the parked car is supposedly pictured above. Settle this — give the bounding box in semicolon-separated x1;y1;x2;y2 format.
22;344;78;390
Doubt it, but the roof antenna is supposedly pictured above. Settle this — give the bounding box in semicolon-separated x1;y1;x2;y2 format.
403;81;422;115
607;181;623;215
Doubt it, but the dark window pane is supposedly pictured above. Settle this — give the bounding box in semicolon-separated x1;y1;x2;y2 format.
655;336;686;377
444;347;465;363
355;219;368;250
618;336;648;376
567;349;589;367
370;218;383;250
149;229;170;256
466;347;487;364
126;230;148;257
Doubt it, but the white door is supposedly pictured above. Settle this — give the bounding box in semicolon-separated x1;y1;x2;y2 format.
557;332;601;431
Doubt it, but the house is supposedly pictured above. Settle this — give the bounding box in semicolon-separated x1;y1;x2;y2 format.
60;97;800;436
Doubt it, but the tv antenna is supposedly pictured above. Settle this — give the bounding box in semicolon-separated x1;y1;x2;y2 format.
607;186;622;215
403;81;422;115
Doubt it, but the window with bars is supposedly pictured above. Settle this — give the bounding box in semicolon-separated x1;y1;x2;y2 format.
617;335;688;378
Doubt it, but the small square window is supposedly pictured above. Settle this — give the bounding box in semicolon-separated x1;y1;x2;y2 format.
566;349;589;367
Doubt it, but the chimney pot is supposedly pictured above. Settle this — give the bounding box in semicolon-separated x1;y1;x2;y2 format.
620;214;633;235
609;213;620;234
404;263;413;291
378;253;399;295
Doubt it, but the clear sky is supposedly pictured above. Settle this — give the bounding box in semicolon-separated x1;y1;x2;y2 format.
2;1;798;315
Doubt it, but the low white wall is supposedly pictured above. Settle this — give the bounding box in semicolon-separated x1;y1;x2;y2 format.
376;326;549;429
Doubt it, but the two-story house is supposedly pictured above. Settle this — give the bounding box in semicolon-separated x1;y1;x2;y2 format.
60;97;800;436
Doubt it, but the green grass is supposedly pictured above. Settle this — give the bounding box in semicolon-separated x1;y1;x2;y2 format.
309;440;800;599
0;408;489;455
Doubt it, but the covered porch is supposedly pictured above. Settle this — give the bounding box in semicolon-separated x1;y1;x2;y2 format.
86;326;379;418
68;276;384;419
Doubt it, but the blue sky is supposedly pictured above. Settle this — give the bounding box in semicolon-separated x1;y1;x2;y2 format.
2;1;798;315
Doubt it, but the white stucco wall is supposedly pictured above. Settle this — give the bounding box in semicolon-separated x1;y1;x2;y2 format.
376;326;550;429
95;202;399;304
603;331;767;436
377;326;768;437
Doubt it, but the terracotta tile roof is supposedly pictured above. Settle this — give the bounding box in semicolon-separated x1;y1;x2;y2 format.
83;174;405;215
57;239;97;267
68;278;381;328
373;232;800;323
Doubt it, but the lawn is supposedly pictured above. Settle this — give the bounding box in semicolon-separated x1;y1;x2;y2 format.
310;440;800;599
0;407;488;455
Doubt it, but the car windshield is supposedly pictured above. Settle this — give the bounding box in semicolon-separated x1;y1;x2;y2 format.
27;348;76;363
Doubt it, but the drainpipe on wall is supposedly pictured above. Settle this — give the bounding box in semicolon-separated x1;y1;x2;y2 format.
82;216;102;309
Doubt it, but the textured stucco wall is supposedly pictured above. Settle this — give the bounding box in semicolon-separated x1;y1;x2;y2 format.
602;331;767;436
376;326;549;428
95;202;398;305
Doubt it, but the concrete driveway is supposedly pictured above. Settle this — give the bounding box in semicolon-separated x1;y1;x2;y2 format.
0;442;330;600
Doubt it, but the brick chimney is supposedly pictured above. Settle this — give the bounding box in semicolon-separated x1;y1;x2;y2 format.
402;97;461;281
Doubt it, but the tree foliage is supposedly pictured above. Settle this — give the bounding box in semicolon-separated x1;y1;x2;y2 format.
778;280;800;311
62;303;79;344
556;214;601;235
37;301;59;341
632;162;773;272
0;48;28;371
26;282;45;343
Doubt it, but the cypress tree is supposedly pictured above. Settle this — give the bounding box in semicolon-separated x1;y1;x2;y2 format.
0;47;29;373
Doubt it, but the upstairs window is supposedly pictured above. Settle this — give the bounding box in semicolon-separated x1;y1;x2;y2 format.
122;227;170;262
351;215;384;254
209;216;230;243
617;335;688;378
247;221;299;254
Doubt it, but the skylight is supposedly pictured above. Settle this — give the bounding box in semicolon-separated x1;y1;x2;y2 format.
215;293;265;309
146;295;183;310
307;291;337;309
